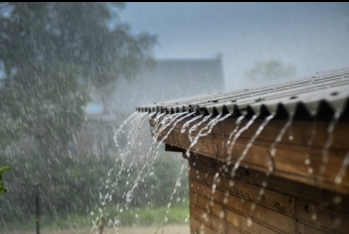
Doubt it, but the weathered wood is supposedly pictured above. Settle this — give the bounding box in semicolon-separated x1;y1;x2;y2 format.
189;154;349;233
151;114;349;233
296;200;349;233
189;153;349;213
160;125;349;194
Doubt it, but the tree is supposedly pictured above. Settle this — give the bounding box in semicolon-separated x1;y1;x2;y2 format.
0;2;156;220
245;59;297;82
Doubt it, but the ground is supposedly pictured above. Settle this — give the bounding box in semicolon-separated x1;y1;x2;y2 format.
1;225;190;234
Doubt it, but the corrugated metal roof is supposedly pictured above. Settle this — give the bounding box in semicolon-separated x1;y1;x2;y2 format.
136;69;349;119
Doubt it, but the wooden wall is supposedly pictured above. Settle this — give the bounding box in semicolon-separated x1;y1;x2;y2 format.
188;153;349;234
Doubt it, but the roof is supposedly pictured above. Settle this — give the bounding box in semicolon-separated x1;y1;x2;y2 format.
136;68;349;120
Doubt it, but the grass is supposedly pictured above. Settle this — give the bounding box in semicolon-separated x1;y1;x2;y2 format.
1;201;189;231
104;201;189;226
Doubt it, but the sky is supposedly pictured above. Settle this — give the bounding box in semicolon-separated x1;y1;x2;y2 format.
120;2;349;91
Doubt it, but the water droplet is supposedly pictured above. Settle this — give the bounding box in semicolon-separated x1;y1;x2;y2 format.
250;204;256;211
333;195;342;204
305;159;310;165
247;218;253;227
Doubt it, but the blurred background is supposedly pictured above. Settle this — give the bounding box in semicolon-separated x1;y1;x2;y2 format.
0;2;348;233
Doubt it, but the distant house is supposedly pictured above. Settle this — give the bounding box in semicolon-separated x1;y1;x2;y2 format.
74;55;225;155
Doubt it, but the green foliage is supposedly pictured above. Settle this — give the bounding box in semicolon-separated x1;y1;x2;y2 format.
0;3;156;224
0;152;189;225
0;163;12;195
0;2;156;150
103;200;189;226
245;59;297;82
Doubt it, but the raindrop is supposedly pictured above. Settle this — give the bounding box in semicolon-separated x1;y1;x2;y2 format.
247;217;253;227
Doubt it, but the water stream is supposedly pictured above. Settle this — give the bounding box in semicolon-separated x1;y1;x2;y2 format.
320;111;341;175
93;108;347;233
335;151;349;185
226;115;258;166
185;114;231;159
268;115;293;174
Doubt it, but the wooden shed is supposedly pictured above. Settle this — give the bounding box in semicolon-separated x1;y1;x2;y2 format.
137;70;349;234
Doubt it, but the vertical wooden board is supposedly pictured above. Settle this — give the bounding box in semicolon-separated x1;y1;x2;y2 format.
296;200;349;234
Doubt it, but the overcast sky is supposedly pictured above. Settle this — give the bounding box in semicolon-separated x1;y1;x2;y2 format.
120;2;349;91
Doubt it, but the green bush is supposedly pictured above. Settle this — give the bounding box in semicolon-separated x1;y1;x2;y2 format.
0;151;188;226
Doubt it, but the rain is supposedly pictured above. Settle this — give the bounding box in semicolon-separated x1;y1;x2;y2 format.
1;2;349;234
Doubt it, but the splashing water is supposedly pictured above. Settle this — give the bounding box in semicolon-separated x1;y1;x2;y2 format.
268;115;293;174
185;114;231;158
181;115;203;133
226;115;257;166
163;161;189;226
305;120;317;176
124;112;190;207
99;112;152;213
230;115;273;178
188;115;211;142
222;115;272;212
113;111;139;148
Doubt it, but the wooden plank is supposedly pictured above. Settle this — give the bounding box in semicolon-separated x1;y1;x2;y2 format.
169;128;349;194
189;155;349;214
190;206;224;234
190;175;296;218
193;189;296;234
226;223;249;234
296;222;331;234
225;209;281;234
158;117;349;151
296;200;349;234
209;215;226;233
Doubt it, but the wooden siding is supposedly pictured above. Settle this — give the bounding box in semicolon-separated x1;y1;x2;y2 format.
153;117;349;195
188;153;349;234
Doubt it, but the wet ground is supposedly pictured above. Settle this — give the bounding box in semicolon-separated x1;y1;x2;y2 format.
2;225;190;234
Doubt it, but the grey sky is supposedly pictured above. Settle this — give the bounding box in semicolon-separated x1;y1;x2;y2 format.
120;2;349;91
